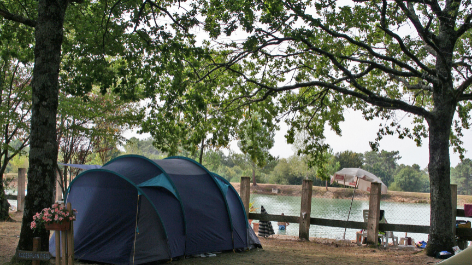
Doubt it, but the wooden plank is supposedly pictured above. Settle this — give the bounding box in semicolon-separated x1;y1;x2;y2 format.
311;218;366;230
299;180;313;240
62;231;68;265
249;213;430;234
16;250;51;261
367;183;381;245
250;213;299;223
379;223;430;234
240;177;250;219
55;231;60;265
456;228;472;238
67;202;74;265
32;237;40;265
6;194;17;200
455;209;472;218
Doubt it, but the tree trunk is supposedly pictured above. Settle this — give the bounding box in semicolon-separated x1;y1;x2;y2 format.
16;0;68;253
426;106;455;256
199;137;204;165
252;165;257;186
0;184;11;221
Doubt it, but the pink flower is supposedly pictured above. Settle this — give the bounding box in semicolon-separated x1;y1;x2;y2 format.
52;204;58;208
55;215;59;221
30;221;36;229
59;217;63;221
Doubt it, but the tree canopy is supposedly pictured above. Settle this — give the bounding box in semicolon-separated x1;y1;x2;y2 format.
197;0;472;255
2;0;471;256
0;0;200;253
363;150;401;187
451;159;472;195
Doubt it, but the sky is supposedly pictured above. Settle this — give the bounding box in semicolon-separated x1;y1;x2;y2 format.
128;108;471;170
264;110;472;170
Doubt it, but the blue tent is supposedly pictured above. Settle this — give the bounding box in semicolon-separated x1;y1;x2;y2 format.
50;155;261;264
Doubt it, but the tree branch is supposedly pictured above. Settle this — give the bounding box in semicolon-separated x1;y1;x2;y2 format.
0;7;36;27
456;76;472;100
394;1;440;57
222;64;432;119
285;3;437;80
459;93;472;101
457;13;472;37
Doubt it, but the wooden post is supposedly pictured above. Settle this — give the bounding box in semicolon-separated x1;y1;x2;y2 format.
61;230;68;265
17;168;26;212
67;202;74;264
56;171;63;202
299;179;313;241
55;230;60;265
451;184;457;237
32;237;40;265
366;182;381;245
240;177;251;218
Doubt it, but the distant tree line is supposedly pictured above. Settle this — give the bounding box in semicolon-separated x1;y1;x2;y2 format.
5;137;470;195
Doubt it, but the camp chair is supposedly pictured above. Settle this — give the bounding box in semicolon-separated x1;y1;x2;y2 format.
357;210;396;247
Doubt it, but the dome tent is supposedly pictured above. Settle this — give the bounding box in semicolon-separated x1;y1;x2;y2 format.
50;155;261;264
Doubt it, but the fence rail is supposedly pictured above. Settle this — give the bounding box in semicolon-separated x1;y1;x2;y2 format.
242;177;472;245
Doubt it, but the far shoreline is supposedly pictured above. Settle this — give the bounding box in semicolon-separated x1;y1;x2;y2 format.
230;182;472;206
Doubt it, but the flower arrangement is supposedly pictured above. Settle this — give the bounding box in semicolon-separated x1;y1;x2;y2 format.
30;203;77;231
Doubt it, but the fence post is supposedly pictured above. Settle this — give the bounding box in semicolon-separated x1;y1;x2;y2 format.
451;184;457;237
17;168;26;212
366;182;381;245
67;202;74;264
56;171;63;202
240;177;251;219
299;179;313;241
32;237;40;265
55;229;60;265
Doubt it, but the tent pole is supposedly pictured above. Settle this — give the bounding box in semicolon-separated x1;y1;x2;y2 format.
343;178;358;240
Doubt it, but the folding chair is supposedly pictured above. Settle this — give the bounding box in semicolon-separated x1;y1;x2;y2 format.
357;210;396;247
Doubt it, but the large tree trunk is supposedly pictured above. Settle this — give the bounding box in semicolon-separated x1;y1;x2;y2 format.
0;184;11;221
426;104;456;256
16;0;68;253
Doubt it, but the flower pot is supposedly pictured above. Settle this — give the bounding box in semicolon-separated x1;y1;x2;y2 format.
45;221;70;231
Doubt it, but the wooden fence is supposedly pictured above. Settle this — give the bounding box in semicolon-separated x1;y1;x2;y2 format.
240;177;472;245
6;168;63;209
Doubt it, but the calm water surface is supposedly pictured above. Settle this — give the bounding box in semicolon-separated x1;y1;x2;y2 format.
251;193;431;242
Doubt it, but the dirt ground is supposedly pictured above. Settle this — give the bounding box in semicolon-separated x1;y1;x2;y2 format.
1;211;441;265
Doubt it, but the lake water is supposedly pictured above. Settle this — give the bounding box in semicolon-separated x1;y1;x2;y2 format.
7;190;468;244
251;194;432;242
